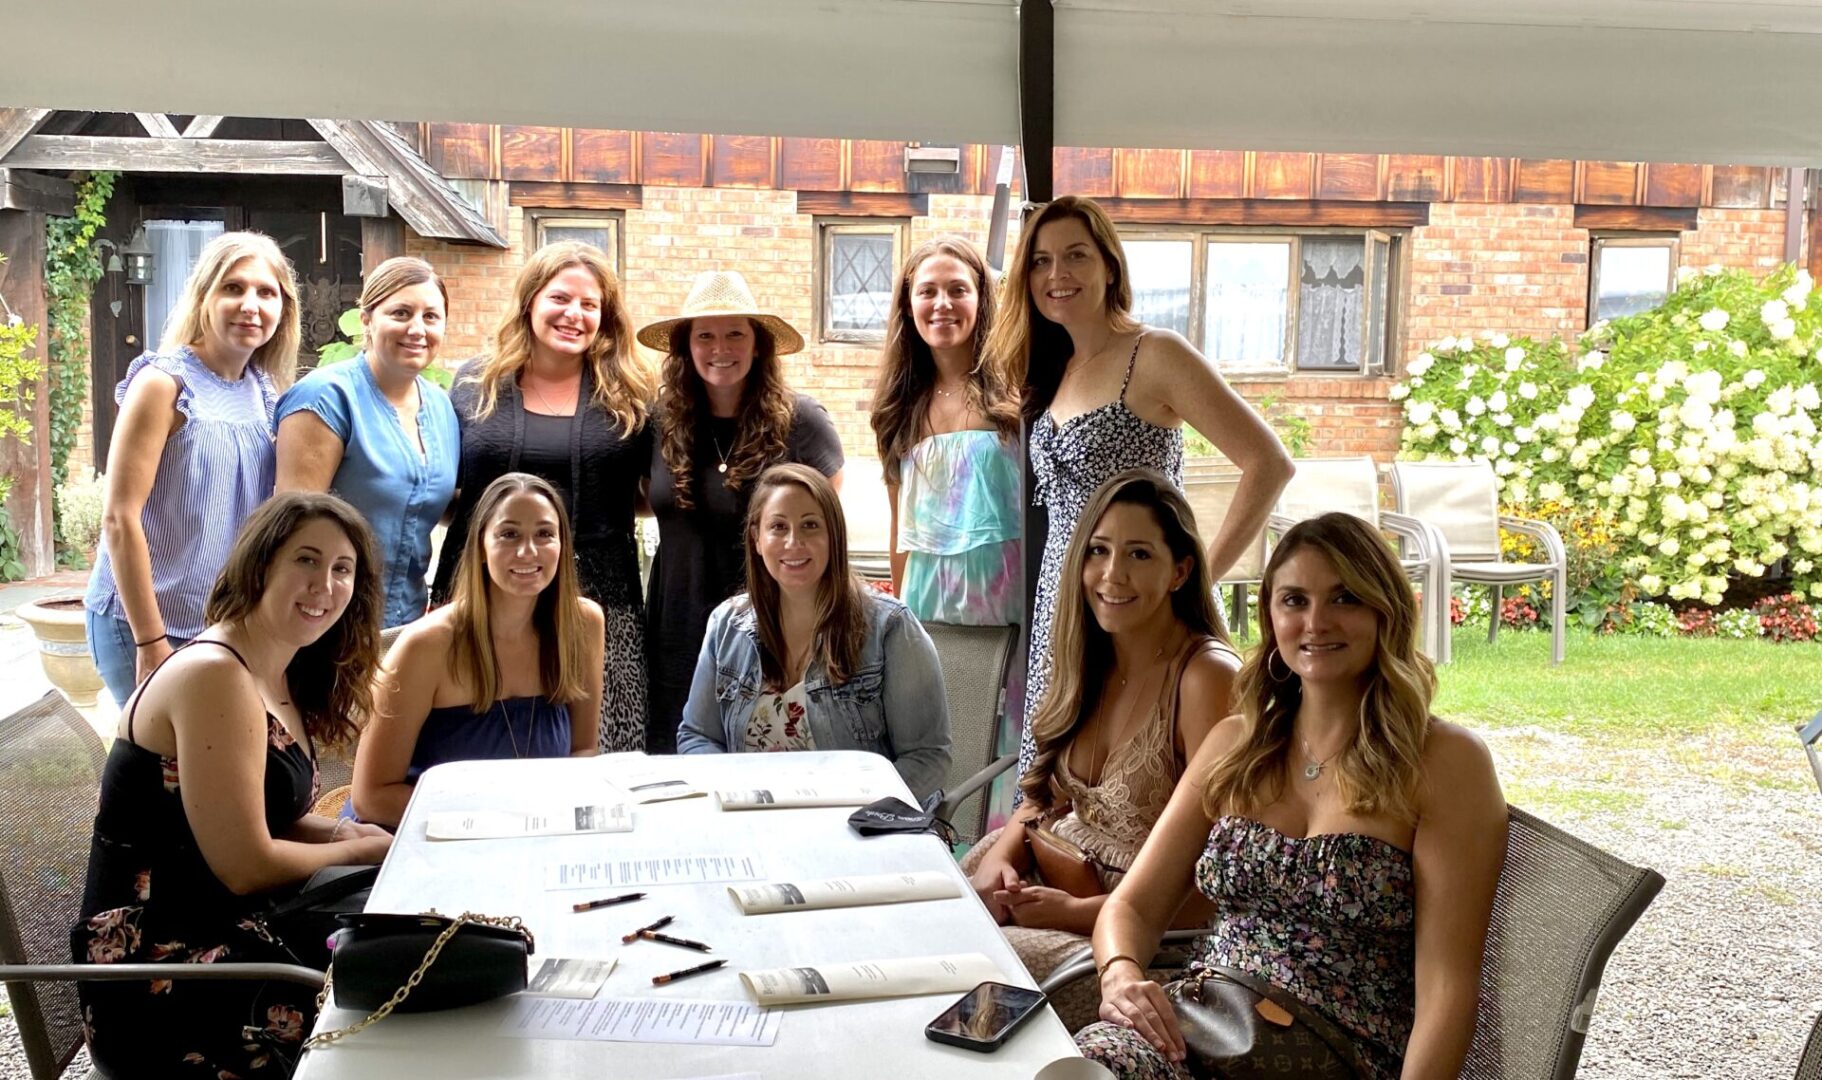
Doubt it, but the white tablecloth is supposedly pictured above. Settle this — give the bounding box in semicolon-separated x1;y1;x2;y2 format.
294;751;1081;1079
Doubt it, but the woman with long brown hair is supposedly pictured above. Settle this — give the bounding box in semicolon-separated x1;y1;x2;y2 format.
1078;513;1507;1080
642;272;844;754
676;464;950;801
430;241;652;753
982;196;1293;806
73;492;392;1078
962;469;1238;1030
355;473;604;827
869;235;1021;625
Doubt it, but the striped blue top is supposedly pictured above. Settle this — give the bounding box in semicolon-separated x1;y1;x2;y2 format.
85;347;277;639
275;357;459;627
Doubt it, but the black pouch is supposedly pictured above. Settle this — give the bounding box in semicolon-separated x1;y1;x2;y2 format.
326;911;534;1014
847;789;955;844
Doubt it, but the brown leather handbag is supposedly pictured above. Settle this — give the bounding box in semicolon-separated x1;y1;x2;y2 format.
1170;964;1366;1079
1022;817;1118;898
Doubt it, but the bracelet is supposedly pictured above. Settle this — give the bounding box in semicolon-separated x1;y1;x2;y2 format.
1096;954;1143;980
330;819;350;841
134;633;168;648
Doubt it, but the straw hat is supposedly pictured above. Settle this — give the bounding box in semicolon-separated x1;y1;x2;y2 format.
636;270;805;355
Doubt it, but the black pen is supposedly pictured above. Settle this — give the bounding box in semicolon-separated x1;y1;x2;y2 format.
651;958;728;985
621;915;675;944
640;930;712;952
572;891;646;913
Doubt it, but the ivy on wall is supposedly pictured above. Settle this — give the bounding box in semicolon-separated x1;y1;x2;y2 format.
44;170;116;540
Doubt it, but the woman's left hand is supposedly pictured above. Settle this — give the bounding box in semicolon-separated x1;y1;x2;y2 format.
329;818;391;843
995;884;1086;930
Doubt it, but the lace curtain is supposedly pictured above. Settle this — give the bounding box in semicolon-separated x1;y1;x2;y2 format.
1296;238;1364;370
144;220;224;348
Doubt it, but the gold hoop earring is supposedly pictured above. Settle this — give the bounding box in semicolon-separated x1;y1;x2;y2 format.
1266;648;1294;684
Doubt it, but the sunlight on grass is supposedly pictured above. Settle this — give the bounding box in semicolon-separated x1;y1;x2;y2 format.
1503;778;1647;817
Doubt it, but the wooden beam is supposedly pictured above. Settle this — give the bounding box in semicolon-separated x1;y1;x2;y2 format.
0;136;347;174
507;181;642;211
133;112;182;139
0;169;76;215
0;109;52;160
1095;197;1429;228
1573;205;1698;232
0;209;56;575
181;115;225;139
796;191;929;217
1808;172;1821;284
361;216;406;276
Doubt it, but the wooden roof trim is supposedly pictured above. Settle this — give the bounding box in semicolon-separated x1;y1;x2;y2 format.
309;120;506;248
0;109;53;160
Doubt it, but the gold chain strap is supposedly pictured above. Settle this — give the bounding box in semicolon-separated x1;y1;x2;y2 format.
302;911;529;1052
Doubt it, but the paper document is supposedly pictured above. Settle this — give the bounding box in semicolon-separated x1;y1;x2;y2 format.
715;785;889;810
622;776;708;803
729;871;959;915
546;854;765;891
426;805;631;840
527;957;617;999
739;953;1002;1005
499;997;780;1046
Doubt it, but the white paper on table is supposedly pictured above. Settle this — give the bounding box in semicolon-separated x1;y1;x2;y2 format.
425;805;631;840
729;871;959;915
527;957;617;999
738;952;1002;1005
498;997;780;1046
714;784;889;810
545;854;765;890
621;776;708;803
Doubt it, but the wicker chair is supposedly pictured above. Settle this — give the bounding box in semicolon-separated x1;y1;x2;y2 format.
1041;806;1662;1080
1390;459;1568;665
1797;1011;1822;1080
925;621;1018;847
0;691;324;1080
1798;708;1822;797
1272;456;1449;661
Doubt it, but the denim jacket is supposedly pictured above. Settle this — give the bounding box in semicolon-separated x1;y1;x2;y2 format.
677;591;952;801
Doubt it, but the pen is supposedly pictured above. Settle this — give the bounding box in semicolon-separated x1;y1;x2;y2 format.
572;891;646;913
640;930;712;952
651;958;728;985
621;915;675;944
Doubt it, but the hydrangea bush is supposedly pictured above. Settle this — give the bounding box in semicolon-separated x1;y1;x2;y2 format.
1396;264;1821;629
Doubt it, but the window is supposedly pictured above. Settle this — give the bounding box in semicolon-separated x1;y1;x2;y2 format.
1120;228;1400;375
527;210;621;271
144;219;226;344
1590;236;1675;324
819;220;906;343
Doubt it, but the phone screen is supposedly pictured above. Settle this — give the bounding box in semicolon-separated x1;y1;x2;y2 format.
927;981;1047;1044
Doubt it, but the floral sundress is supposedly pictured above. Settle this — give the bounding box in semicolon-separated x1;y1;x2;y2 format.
71;640;322;1078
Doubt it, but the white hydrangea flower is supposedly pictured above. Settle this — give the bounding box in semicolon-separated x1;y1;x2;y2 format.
1796;558;1815;575
1610;411;1637;433
1767;387;1796;416
1465;396;1487;416
1480;435;1501;455
1742;369;1766;390
1388;384;1410;401
1406;400;1436;425
1661;470;1682;489
1797;384;1821;411
1629;447;1651;466
1567;384;1595;409
1769;318;1796;341
1514;426;1535;443
1729;340;1749;358
1449;437;1468;455
1493;412;1514;428
1440;408;1462;432
1489;333;1510;348
1638;573;1662;593
1694;340;1712;354
1761;298;1790;325
1676;266;1699;286
1698;308;1730;332
1660;539;1682;560
1538;481;1566;502
1517;381;1538;400
1784;270;1814;308
1408;352;1435;376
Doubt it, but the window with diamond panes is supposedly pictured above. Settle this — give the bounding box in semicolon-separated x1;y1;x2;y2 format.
529;212;622;273
821;223;904;343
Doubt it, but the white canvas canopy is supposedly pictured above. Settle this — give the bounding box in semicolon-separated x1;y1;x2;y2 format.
3;0;1821;165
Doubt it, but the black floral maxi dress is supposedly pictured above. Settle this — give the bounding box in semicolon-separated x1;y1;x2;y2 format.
71;640;321;1078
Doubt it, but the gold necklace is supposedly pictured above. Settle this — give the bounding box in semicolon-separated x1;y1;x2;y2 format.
711;433;732;474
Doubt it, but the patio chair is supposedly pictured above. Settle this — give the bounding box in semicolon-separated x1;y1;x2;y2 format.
1799;708;1822;797
0;691;325;1080
1179;463;1264;638
1796;1011;1822;1080
926;621;1019;847
1039;805;1662;1080
1270;456;1449;661
1390;460;1567;665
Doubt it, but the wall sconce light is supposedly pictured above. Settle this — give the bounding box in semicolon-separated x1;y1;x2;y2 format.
122;226;154;286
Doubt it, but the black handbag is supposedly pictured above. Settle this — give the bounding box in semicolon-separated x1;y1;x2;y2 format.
251;864;380;971
303;911;535;1051
1170;965;1366;1079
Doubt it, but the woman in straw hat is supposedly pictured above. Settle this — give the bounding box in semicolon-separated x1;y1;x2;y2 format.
430;240;656;754
641;270;844;753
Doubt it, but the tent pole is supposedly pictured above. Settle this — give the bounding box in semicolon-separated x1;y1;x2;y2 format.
1018;0;1054;205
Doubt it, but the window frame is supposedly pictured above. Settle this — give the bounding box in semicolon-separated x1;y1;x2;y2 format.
525;209;624;273
1117;224;1405;378
1588;234;1678;328
816;217;909;345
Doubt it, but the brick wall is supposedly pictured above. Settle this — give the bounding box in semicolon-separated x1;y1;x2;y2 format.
1679;207;1789;274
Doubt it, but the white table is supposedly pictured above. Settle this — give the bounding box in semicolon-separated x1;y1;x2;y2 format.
294;751;1081;1079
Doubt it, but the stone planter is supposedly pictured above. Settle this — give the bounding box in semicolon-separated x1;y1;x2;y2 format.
15;595;103;709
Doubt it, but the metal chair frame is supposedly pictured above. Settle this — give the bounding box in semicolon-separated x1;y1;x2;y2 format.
925;621;1019;847
1798;708;1822;797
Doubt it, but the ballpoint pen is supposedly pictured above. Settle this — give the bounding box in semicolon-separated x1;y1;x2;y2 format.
571;891;646;913
640;930;712;952
621;915;675;944
651;958;728;985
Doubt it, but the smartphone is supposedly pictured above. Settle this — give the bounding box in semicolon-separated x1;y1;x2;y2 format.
925;981;1048;1052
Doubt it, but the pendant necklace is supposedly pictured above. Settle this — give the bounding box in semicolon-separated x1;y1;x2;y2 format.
1300;736;1339;781
711;433;732;474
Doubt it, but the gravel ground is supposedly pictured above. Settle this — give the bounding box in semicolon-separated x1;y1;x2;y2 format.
3;729;1815;1079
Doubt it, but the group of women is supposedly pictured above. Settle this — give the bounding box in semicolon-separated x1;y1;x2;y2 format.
71;196;1509;1080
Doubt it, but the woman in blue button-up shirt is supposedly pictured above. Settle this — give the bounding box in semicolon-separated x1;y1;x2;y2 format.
678;463;953;801
275;257;460;628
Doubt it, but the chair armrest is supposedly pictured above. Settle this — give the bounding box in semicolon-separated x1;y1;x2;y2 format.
938;752;1017;823
0;962;326;989
1036;928;1220;996
1499;515;1567;566
1266;513;1299;539
1381;510;1443;563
